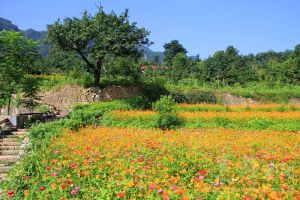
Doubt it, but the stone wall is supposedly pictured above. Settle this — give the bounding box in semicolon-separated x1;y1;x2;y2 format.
40;85;140;115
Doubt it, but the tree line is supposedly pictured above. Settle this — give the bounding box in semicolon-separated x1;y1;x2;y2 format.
143;40;300;86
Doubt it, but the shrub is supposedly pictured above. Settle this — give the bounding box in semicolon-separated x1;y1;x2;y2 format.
155;114;183;130
153;95;176;114
171;91;217;104
153;96;183;130
140;81;169;103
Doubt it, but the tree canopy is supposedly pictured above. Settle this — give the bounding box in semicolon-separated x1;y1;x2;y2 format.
46;8;151;86
0;30;39;114
163;40;187;66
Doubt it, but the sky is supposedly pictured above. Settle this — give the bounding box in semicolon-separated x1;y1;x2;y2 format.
1;0;300;57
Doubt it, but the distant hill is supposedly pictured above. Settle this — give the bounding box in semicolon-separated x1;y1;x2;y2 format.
22;28;49;56
0;17;19;31
138;45;164;64
0;17;164;61
23;28;47;41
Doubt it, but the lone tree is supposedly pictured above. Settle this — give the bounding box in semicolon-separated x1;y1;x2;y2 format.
47;8;151;87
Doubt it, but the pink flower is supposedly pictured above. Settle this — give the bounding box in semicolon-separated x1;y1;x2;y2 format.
70;163;77;168
70;189;77;195
157;188;163;194
51;172;58;177
74;186;80;191
149;184;155;190
196;176;205;182
214;182;221;187
172;185;178;191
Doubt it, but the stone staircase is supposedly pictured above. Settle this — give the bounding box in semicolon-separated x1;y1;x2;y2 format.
0;129;27;180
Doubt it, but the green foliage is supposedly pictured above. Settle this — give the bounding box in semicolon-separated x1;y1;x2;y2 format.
139;81;169;103
163;40;187;66
104;57;141;82
153;96;183;130
169;53;190;81
167;82;300;103
37;49;84;74
68;68;94;88
153;95;176;114
203;46;256;86
47;8;151;86
21;77;40;112
171;91;217;104
0;30;39;114
155;114;183;130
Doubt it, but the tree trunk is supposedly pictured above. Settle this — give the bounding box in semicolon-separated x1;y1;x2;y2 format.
94;68;101;87
7;94;11;115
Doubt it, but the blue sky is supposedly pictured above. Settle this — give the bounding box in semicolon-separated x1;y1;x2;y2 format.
1;0;300;57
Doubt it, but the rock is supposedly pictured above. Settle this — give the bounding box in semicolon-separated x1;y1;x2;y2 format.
221;93;260;105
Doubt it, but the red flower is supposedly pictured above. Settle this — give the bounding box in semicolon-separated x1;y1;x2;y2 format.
199;169;208;176
243;196;252;200
256;153;262;159
281;157;294;163
7;190;15;198
70;163;77;168
61;184;67;189
117;192;126;198
39;186;45;191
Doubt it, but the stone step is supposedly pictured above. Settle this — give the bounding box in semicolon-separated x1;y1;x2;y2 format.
0;138;19;142
11;131;27;136
0;150;20;156
0;155;19;164
0;146;21;150
0;142;21;146
0;134;18;138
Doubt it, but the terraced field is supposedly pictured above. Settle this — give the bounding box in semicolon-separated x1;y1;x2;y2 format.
104;104;300;131
1;103;300;199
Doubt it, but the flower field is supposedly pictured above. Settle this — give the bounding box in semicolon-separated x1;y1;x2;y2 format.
177;104;300;112
2;101;300;199
110;110;300;120
7;127;300;199
105;104;300;131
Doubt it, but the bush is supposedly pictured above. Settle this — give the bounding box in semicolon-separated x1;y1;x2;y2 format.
155;114;183;130
153;96;183;130
153;95;176;114
171;91;217;104
140;81;169;103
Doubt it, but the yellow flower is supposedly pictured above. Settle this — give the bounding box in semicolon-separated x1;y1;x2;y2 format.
24;190;29;197
51;183;57;190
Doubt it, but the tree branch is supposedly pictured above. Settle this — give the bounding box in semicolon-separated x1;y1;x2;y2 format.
76;50;95;71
